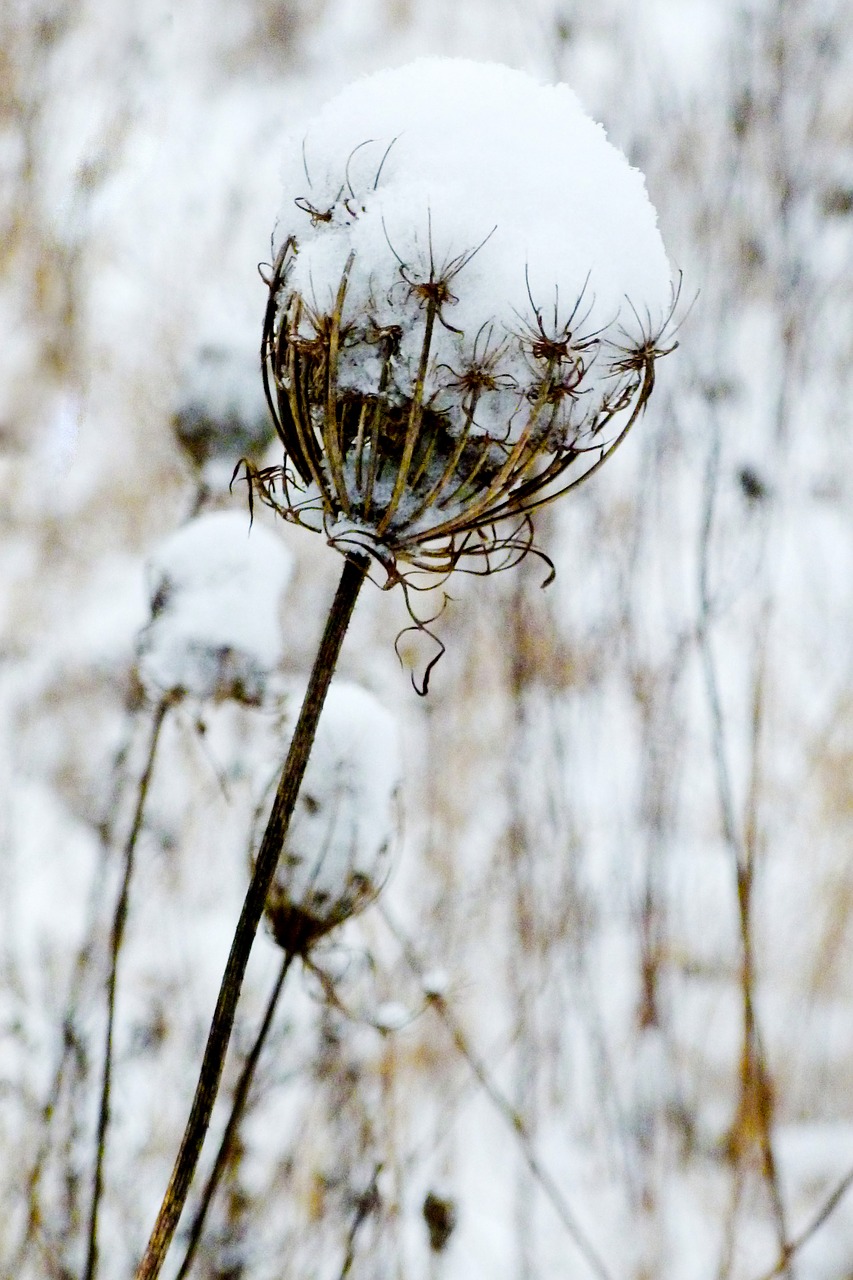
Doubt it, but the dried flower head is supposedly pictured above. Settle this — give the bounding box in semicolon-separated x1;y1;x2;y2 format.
244;59;677;584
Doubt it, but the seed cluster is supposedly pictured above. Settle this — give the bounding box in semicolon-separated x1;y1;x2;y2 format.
245;214;675;583
238;60;677;582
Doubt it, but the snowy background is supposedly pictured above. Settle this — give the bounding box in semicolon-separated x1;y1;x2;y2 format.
2;1;853;1278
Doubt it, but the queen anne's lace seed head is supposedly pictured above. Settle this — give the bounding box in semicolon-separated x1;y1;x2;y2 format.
246;59;677;583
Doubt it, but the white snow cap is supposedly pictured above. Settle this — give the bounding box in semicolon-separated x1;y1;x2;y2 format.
266;682;401;940
137;511;293;702
276;59;672;431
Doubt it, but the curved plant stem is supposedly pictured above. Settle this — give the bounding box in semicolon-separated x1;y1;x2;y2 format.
174;950;295;1280
698;429;790;1271
337;1164;381;1279
135;553;369;1280
379;903;614;1280
754;1165;853;1280
84;695;172;1280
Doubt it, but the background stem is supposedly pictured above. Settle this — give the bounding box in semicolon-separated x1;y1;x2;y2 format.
173;950;295;1280
84;696;171;1280
135;553;369;1280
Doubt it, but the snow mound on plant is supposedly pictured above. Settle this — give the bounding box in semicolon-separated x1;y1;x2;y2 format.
266;682;402;934
276;58;672;419
137;511;293;703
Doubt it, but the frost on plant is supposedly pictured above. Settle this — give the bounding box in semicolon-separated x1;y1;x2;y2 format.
246;59;676;583
137;510;293;704
263;682;401;952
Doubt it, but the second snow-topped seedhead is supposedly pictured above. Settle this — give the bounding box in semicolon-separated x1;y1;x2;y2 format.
253;59;676;581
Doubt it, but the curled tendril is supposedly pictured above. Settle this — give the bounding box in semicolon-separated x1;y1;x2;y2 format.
394;584;449;697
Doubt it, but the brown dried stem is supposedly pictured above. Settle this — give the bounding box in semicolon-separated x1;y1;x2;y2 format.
173;950;296;1280
753;1164;853;1280
134;553;369;1280
379;903;614;1280
84;695;173;1280
698;428;790;1274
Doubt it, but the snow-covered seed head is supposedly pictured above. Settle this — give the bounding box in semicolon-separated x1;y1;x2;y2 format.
263;684;401;953
250;59;676;581
137;512;293;705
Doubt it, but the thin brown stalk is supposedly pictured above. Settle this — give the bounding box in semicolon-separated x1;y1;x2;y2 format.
505;575;540;1280
134;553;369;1280
284;300;327;494
83;695;172;1280
12;1015;79;1271
324;254;356;513
174;950;295;1280
406;393;479;525
753;1165;853;1280
376;299;437;535
353;399;370;492
336;1165;381;1280
698;428;791;1275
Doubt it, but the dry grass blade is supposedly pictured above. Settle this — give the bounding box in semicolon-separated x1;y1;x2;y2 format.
379;903;615;1280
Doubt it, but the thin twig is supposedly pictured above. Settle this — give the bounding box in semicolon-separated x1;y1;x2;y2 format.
337;1164;382;1280
83;695;172;1280
506;572;539;1280
11;717;142;1271
379;904;614;1280
174;950;295;1280
753;1165;853;1280
135;553;369;1280
12;1015;81;1272
697;427;791;1274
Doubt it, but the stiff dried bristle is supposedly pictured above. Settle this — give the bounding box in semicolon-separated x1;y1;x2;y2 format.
246;240;673;584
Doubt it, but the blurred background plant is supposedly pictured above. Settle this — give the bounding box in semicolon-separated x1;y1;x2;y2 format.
1;2;852;1279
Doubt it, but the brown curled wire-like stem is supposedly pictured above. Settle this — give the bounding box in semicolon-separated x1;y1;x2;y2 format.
134;554;369;1280
394;583;449;696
